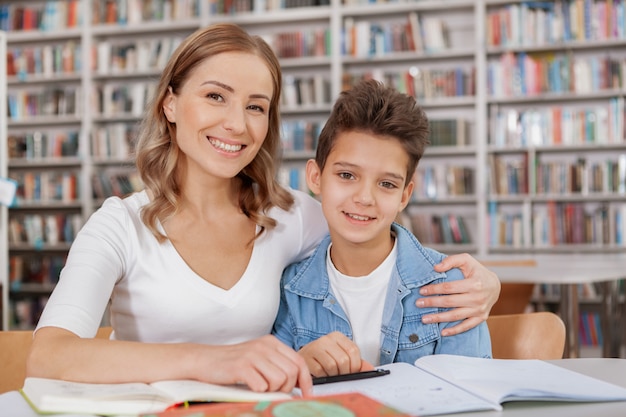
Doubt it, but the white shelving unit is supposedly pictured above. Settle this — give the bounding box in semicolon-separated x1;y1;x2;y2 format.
1;30;9;331
1;1;625;356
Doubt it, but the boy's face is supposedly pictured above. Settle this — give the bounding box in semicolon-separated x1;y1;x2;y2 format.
306;130;414;249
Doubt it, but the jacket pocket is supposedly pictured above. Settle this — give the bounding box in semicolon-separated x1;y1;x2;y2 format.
396;314;440;352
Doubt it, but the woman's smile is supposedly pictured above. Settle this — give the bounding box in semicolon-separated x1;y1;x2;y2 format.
208;137;245;153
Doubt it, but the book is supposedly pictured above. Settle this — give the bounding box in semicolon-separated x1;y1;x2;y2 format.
140;392;411;417
20;377;292;416
407;11;423;53
310;354;626;416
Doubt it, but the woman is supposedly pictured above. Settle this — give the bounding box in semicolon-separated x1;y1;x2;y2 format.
27;23;499;395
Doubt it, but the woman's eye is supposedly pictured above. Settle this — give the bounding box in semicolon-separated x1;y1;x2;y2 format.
207;92;224;102
248;104;266;113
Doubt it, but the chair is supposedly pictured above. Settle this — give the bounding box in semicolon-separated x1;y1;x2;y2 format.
490;282;535;315
479;259;537;316
0;326;112;394
486;312;566;360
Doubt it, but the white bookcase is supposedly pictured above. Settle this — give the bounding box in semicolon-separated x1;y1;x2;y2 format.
1;30;9;331
1;0;625;354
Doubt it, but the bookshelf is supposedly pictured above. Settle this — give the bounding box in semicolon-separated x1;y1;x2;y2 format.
1;30;9;331
482;0;626;357
0;1;625;358
484;0;626;257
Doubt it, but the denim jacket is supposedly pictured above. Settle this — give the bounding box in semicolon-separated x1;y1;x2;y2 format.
272;223;492;365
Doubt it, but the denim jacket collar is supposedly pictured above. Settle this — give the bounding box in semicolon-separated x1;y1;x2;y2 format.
283;223;446;298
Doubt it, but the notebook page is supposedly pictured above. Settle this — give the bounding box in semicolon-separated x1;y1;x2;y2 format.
310;362;500;416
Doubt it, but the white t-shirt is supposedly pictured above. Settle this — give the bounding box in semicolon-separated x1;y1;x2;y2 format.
36;189;327;344
327;240;397;365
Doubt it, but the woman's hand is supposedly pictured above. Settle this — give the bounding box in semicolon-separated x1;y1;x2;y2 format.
297;331;373;377
198;335;312;396
30;330;311;396
417;253;501;336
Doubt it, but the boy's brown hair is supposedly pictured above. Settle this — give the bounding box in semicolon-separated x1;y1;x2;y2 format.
315;79;430;184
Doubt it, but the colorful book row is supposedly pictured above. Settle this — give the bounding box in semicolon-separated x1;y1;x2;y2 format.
8;213;83;247
488;52;626;98
488;153;528;196
487;0;626;47
278;166;308;192
0;0;81;32
7;131;79;159
281;120;323;152
7;87;80;120
429;118;470;147
269;29;331;59
94;82;155;117
342;12;449;57
489;100;625;148
91;123;138;159
10;170;79;204
282;75;332;108
408;212;471;245
487;201;626;247
413;165;475;200
91;169;143;199
579;311;604;347
343;66;475;102
9;254;65;288
94;37;183;75
92;0;200;25
488;153;626;196
7;41;81;79
536;156;626;195
210;0;330;15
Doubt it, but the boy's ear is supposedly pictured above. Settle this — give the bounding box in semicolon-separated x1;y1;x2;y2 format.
399;180;414;212
305;159;322;196
163;87;176;123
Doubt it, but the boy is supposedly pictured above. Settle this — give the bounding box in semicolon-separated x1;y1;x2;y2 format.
272;80;491;377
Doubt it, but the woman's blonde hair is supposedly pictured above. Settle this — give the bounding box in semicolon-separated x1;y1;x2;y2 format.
135;23;294;242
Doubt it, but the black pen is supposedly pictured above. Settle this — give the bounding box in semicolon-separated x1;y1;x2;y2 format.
312;369;391;385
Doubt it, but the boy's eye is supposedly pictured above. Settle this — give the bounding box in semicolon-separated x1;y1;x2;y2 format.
380;181;398;189
338;172;354;180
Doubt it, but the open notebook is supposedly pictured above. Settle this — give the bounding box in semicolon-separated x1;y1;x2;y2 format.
311;354;626;416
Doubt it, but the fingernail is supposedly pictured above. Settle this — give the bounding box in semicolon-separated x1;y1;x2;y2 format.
419;288;428;295
416;299;425;307
422;316;432;324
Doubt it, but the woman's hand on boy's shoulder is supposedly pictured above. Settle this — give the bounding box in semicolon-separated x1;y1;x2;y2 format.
416;253;501;336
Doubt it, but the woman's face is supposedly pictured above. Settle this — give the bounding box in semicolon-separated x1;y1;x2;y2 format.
163;51;274;182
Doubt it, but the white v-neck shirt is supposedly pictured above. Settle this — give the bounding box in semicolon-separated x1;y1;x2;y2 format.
36;189;327;344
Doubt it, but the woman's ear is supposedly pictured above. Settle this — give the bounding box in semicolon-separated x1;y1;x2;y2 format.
305;159;322;196
163;87;176;123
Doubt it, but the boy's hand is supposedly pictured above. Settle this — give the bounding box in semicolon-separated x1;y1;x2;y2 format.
416;253;501;336
359;360;375;372
298;331;367;377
